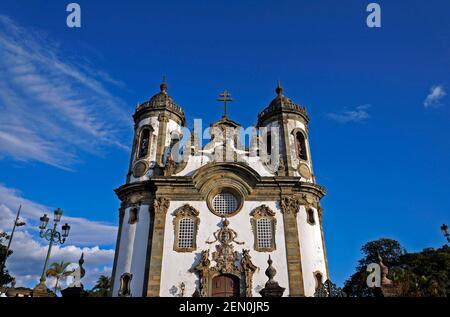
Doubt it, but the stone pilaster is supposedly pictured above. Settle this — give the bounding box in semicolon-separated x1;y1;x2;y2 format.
110;204;126;296
146;197;170;297
279;115;295;176
156;113;169;168
280;196;305;296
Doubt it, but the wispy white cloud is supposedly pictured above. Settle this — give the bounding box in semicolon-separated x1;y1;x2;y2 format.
424;85;446;108
326;104;371;124
0;183;117;289
0;184;117;246
0;15;131;170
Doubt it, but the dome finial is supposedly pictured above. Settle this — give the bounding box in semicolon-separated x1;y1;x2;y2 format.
160;76;168;94
276;80;283;96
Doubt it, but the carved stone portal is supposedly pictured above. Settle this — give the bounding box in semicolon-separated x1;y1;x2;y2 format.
193;219;257;297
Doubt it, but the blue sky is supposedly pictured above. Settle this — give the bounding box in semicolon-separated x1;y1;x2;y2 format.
0;0;449;289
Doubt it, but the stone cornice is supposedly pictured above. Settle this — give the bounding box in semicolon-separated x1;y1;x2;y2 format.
115;176;326;204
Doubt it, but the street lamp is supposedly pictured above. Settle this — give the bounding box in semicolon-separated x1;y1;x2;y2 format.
36;208;71;289
0;205;26;274
441;224;450;243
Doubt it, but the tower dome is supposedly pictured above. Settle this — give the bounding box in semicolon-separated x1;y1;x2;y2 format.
134;80;185;126
257;82;309;126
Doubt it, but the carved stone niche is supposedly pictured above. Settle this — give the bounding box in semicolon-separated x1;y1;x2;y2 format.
192;220;257;297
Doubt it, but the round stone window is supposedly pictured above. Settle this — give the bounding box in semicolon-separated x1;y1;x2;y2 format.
212;192;238;215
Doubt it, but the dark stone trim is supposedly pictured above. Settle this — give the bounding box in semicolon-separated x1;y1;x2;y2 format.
110;205;125;296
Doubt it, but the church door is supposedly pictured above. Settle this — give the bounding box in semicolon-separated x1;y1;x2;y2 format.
211;274;240;297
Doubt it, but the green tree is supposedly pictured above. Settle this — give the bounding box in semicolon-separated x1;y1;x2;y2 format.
395;245;450;296
46;261;74;294
343;238;405;297
90;275;111;297
344;238;450;297
0;232;14;286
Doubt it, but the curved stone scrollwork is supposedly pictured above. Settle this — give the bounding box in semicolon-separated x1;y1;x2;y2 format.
154;197;170;215
280;196;303;215
241;250;257;297
250;205;275;218
206;218;244;245
193;220;257;297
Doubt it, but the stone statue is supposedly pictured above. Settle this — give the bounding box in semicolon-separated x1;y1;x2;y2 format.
69;253;85;288
378;253;392;286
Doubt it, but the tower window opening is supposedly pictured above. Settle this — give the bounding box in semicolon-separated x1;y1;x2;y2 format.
119;273;132;297
266;132;272;156
295;131;307;161
138;128;151;159
315;272;323;290
307;209;316;225
128;207;139;224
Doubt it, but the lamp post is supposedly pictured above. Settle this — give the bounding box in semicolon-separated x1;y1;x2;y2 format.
36;208;71;290
0;205;26;274
441;224;450;244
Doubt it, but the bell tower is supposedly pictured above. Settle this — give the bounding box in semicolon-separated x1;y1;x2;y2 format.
127;79;185;181
257;82;315;182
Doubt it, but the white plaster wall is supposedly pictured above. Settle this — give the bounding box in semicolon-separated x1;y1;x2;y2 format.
112;205;151;297
159;200;290;297
297;206;328;297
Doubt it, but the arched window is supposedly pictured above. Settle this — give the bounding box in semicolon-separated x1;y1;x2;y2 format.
307;208;316;225
119;273;132;297
128;207;139;225
137;127;152;159
266;132;272;156
250;205;276;252
295;131;307;161
256;218;273;249
173;205;200;252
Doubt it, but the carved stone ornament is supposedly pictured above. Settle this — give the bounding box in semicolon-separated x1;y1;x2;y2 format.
164;155;178;176
121;191;152;210
206;218;244;246
132;160;148;178
280;196;303;215
275;158;286;176
193;219;257;297
154;197;170;215
298;163;311;179
250;205;275;218
259;256;285;297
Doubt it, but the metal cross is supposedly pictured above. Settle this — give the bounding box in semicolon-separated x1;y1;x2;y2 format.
217;89;233;118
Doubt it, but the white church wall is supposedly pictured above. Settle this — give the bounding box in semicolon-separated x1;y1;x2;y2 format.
112;205;151;297
159;200;290;297
129;204;151;296
297;206;328;297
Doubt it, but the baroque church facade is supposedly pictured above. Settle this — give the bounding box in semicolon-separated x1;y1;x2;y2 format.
111;80;329;297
